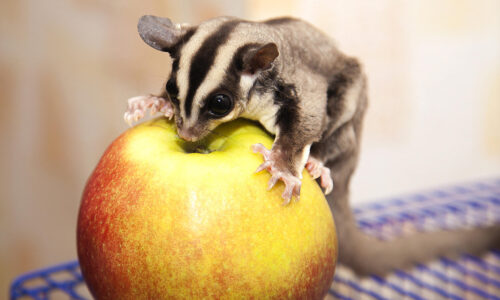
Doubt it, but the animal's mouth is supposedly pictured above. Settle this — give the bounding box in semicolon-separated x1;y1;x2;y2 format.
177;123;216;143
175;126;225;154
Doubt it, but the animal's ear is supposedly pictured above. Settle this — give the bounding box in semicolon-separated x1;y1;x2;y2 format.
242;43;279;74
138;15;190;53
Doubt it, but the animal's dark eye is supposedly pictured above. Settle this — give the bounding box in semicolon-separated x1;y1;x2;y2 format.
207;94;232;117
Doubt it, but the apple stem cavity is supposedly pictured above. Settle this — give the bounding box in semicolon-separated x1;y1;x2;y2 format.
182;142;214;154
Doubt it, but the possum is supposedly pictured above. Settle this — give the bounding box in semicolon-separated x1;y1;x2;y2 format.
124;15;500;276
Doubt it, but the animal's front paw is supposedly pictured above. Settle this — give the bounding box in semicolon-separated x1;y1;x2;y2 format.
305;156;333;194
124;95;174;126
252;143;302;205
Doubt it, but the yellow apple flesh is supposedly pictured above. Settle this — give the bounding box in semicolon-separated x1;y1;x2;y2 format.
77;117;337;299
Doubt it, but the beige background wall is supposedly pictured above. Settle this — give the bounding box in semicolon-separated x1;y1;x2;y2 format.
1;0;499;296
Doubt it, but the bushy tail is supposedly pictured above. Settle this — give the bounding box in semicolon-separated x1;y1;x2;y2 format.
330;198;500;276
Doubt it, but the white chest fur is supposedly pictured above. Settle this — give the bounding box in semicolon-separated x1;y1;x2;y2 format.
239;73;279;135
241;91;279;135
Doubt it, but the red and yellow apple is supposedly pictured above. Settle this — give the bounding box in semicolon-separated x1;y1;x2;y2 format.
77;117;337;299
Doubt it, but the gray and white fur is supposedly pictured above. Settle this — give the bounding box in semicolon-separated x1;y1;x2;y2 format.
125;15;500;276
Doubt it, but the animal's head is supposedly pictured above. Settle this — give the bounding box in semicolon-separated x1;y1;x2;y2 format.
137;15;279;141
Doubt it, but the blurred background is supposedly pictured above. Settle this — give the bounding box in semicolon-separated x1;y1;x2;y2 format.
1;0;499;296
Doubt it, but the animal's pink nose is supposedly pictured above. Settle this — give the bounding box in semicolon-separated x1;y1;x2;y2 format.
177;128;196;142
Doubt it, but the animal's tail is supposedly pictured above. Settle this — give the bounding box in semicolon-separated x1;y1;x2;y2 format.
331;198;500;276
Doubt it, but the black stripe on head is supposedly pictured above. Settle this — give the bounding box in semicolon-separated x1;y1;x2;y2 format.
164;28;197;57
196;43;258;119
198;43;264;118
166;59;180;106
212;43;278;105
164;29;197;108
184;20;239;118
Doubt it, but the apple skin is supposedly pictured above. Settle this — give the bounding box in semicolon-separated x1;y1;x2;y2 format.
77;117;337;300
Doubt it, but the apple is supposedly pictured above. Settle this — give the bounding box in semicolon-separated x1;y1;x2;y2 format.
77;117;337;299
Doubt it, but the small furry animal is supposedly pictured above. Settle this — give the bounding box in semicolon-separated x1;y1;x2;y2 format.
125;15;500;276
125;15;345;203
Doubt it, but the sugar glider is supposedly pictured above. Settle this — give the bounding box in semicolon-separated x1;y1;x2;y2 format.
124;15;500;276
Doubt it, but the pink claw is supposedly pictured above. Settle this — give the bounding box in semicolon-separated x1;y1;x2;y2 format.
123;95;174;126
252;143;302;204
268;175;279;190
280;175;301;204
305;156;333;194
